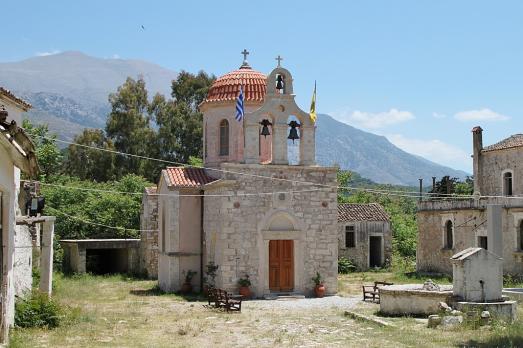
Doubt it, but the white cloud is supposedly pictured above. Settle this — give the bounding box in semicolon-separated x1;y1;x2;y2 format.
35;50;61;57
112;54;121;59
454;108;510;122
387;133;471;171
333;108;415;129
432;112;447;119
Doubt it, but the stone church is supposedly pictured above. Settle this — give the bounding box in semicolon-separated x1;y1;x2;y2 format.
417;126;523;276
156;53;338;297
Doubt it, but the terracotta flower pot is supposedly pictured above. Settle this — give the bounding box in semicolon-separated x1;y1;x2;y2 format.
239;286;251;298
181;282;193;294
314;284;326;298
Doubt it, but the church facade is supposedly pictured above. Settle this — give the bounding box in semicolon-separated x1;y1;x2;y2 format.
157;54;338;297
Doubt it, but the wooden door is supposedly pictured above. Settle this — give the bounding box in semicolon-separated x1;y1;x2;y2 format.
269;240;294;292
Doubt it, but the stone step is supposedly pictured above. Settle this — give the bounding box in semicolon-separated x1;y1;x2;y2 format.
263;293;305;300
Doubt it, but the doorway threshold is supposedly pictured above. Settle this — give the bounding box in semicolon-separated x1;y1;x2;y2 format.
263;292;305;300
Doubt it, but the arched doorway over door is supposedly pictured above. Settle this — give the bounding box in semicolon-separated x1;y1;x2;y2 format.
258;211;304;295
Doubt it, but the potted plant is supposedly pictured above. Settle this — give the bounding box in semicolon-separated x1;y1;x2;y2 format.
203;262;219;296
181;270;197;294
238;274;252;298
312;272;325;298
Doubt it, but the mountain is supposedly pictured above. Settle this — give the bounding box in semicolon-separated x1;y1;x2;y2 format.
0;51;468;186
315;114;468;185
0;51;177;139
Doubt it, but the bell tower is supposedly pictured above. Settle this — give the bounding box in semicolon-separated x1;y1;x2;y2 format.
244;57;316;166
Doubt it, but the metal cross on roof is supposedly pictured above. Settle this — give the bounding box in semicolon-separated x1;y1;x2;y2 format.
275;55;283;67
241;49;250;62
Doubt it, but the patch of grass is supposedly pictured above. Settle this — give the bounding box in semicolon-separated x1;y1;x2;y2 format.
15;292;63;329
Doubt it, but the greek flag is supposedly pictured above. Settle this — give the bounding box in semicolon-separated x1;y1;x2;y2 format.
235;86;244;122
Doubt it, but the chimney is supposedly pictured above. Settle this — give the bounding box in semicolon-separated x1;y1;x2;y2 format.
472;126;483;195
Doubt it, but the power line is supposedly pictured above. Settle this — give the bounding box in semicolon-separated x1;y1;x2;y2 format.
27;132;477;200
38;182;333;197
46;207;157;232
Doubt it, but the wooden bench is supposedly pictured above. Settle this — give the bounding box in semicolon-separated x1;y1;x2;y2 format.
362;281;393;303
212;289;242;312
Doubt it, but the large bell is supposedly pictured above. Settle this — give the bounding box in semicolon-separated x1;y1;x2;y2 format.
276;75;284;91
288;120;300;143
260;119;272;137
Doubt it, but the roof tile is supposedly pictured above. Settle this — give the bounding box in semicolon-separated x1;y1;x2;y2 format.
338;203;389;222
164;167;216;188
483;134;523;152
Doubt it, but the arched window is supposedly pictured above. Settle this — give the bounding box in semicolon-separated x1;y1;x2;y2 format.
445;220;453;249
219;119;229;156
503;172;513;196
520;220;523;251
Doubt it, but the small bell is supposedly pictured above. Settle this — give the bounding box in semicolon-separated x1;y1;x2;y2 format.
276;75;284;91
260;119;272;137
288;120;300;143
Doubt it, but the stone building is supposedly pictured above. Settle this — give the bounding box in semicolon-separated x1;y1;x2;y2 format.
417;126;523;275
157;53;338;297
0;88;39;342
139;186;159;278
338;203;391;270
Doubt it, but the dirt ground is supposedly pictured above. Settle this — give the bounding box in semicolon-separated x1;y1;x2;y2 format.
8;273;523;348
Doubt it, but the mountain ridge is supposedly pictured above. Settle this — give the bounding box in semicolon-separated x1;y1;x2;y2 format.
0;51;468;186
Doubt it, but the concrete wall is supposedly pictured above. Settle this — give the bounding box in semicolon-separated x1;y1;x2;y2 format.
417;199;523;275
338;220;392;270
203;163;338;297
139;189;158;279
13;225;32;296
157;181;203;293
452;249;503;302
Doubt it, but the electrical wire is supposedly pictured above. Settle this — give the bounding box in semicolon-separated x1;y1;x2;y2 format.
27;132;477;200
46;207;157;232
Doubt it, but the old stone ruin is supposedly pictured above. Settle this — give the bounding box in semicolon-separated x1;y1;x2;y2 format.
380;205;518;329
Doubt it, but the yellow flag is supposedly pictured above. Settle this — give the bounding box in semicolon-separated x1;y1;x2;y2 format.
309;81;317;123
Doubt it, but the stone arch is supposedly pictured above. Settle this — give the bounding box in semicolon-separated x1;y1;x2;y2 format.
257;209;305;296
266;67;294;95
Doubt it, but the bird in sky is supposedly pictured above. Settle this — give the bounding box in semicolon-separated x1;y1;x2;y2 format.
141;25;145;30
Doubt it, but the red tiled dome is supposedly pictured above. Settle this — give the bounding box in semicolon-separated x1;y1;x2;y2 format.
204;65;267;103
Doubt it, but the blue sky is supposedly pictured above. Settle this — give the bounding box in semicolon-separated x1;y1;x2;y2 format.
3;0;522;172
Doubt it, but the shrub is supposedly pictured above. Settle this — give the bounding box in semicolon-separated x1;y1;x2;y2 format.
15;292;63;328
338;257;356;274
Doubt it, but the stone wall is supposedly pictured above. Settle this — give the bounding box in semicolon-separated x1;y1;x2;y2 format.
480;148;523;196
139;188;158;279
338;220;392;270
204;163;338;297
416;199;523;275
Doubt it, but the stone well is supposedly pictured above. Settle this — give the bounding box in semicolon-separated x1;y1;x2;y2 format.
379;284;453;316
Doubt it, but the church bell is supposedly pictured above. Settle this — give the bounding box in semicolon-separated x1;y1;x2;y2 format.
288;120;300;143
260;119;272;137
276;75;284;91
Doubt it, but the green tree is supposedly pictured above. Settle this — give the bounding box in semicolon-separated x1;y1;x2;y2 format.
106;77;157;180
64;129;116;182
22;119;62;179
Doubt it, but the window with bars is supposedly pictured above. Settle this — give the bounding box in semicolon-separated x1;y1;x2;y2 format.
345;225;355;248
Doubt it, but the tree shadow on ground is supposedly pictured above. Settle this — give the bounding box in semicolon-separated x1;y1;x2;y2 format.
129;285;206;302
461;337;523;348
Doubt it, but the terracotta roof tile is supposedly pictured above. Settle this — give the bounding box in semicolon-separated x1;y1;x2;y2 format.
482;134;523;152
204;65;267;103
338;203;389;222
164;167;216;188
0;87;32;110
